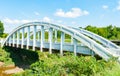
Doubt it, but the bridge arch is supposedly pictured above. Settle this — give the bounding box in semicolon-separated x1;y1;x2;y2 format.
2;22;120;61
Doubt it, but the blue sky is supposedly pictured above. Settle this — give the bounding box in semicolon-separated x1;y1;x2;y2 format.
0;0;120;33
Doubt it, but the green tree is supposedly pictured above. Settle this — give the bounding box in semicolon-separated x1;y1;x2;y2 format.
0;21;4;36
85;25;98;34
84;25;120;40
97;28;107;38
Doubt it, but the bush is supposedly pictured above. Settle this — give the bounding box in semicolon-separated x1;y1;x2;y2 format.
13;52;119;76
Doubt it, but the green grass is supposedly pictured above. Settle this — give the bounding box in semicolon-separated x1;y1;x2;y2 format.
0;48;14;66
13;52;120;76
95;62;120;76
44;39;72;43
0;47;120;76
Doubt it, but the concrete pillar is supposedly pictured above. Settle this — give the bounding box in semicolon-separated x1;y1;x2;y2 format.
12;33;15;47
73;38;77;56
40;26;44;52
71;36;73;44
27;26;30;49
17;30;20;47
37;31;40;41
91;43;95;56
21;28;24;48
49;28;53;54
33;25;36;51
60;32;65;56
9;37;11;46
55;30;57;43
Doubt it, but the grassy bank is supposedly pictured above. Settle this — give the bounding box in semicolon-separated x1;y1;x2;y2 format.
0;47;120;76
0;48;14;66
13;52;120;76
0;46;39;68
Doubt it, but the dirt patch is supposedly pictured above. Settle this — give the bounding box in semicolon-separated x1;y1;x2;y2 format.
0;62;4;66
0;62;24;76
3;67;24;75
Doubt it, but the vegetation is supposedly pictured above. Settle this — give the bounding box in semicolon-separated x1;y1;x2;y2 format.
0;23;120;75
2;46;39;67
85;25;120;40
0;48;14;65
0;21;8;38
0;21;4;36
10;50;118;76
0;47;120;76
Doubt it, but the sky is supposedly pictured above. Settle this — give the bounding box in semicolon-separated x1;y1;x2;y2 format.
0;0;120;33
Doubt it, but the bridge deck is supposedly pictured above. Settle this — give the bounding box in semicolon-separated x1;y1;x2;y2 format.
6;40;94;55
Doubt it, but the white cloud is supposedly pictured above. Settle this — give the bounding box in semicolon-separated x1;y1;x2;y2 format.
2;17;52;25
71;21;76;24
2;17;53;33
21;20;31;23
2;18;32;24
57;20;62;23
3;18;20;24
117;6;120;10
102;5;108;9
42;17;51;22
55;8;89;18
117;1;120;11
34;12;40;16
119;1;120;4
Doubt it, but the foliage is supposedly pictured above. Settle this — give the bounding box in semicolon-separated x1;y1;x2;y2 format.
0;33;8;38
85;25;120;40
0;21;4;37
3;46;39;66
0;47;119;76
0;48;14;65
13;52;119;76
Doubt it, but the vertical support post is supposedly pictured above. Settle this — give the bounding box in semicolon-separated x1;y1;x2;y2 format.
40;26;44;52
17;30;20;47
55;30;57;43
33;25;36;51
37;31;40;41
21;28;24;48
73;38;77;56
71;36;73;44
91;51;95;57
12;33;15;47
60;32;65;56
49;28;53;54
27;26;30;49
91;44;95;56
9;37;11;46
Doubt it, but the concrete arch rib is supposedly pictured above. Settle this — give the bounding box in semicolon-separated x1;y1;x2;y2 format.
71;27;120;49
2;22;115;60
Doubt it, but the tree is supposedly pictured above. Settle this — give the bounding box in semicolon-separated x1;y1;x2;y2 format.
84;25;120;40
85;25;98;34
0;21;4;36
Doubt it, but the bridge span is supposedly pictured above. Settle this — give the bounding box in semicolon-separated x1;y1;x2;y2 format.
2;22;120;61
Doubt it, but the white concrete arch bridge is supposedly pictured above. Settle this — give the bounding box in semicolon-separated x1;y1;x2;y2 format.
2;22;120;61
